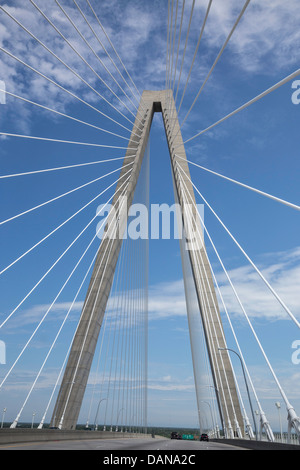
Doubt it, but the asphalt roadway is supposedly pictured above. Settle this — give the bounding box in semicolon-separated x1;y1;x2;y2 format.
0;437;247;451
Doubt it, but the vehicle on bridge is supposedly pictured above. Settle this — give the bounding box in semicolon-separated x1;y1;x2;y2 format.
200;433;209;442
171;431;182;440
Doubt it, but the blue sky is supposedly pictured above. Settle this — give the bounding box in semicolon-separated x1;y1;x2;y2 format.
0;0;300;433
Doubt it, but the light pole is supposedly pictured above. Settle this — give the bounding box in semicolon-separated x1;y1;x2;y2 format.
208;385;222;438
116;408;124;432
275;402;283;443
200;401;215;437
219;347;257;440
31;411;36;429
94;398;107;431
200;385;222;437
1;408;6;428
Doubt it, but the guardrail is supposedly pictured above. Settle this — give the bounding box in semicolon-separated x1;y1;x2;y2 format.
0;429;154;446
212;438;300;450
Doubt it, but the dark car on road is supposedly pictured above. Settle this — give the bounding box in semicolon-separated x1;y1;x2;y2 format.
200;433;209;442
171;432;182;440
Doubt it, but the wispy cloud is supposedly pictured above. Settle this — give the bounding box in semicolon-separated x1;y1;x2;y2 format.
11;246;299;329
146;246;300;324
1;0;298;138
0;0;167;134
148;378;195;392
215;246;300;322
148;279;186;320
193;0;300;73
3;300;83;331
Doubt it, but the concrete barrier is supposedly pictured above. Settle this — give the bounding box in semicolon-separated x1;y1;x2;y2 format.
0;429;154;446
212;438;300;450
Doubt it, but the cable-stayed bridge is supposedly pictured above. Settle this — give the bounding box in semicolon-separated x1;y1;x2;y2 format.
0;0;300;446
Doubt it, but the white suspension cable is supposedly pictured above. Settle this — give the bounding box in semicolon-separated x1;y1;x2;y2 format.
168;0;186;125
173;0;195;109
102;223;129;431
0;8;137;136
179;175;238;436
102;216;129;431
58;188;130;428
169;0;179;95
166;0;174;112
27;0;139;129
169;0;212;137
122;235;135;431
39;339;72;428
115;210;140;432
48;243;113;430
85;279;111;429
176;155;300;211
0;156;134;179
176;164;300;439
85;0;145;109
166;0;171;92
0;170;133;329
175;0;251;139
86;218;128;429
0;131;135;150
180;67;300;147
175;163;284;439
71;0;144;118
3;186;122;400
103;236;126;430
171;0;185;93
104;252;125;431
40;226;125;428
7;187;133;429
10;232;99;427
209;264;266;439
104;148;149;432
9;188;130;427
177;162;300;329
73;0;140;112
0;162;135;275
176;0;213;117
0;46;136;136
0;163;132;226
178;170;260;438
53;0;144;127
0;88;136;143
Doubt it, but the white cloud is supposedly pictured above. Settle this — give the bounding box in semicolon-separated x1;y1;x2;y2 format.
0;0;156;129
148;370;195;393
148;382;194;392
3;300;83;331
215;246;300;322
194;0;300;73
146;246;300;325
12;246;299;330
6;243;298;343
0;0;298;138
148;279;187;320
